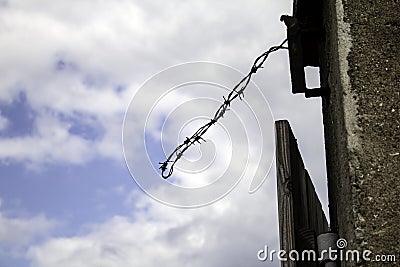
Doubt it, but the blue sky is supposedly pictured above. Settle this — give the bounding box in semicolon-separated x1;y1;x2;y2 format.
0;1;327;266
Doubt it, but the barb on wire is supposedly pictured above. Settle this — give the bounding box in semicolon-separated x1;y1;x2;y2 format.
159;39;288;179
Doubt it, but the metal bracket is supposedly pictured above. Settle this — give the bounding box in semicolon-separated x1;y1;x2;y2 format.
281;14;329;98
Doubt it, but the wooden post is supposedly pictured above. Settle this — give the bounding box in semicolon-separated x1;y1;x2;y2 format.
275;120;328;266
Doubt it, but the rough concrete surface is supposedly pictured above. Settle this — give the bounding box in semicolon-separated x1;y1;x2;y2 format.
322;0;399;266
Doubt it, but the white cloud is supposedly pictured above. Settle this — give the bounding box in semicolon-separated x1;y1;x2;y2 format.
0;0;299;173
0;205;57;257
27;177;281;267
0;0;291;167
0;113;8;131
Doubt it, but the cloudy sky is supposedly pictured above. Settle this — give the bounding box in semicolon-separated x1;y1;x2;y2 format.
0;0;328;266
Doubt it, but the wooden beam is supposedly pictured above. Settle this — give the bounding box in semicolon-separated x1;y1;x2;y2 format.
275;120;328;266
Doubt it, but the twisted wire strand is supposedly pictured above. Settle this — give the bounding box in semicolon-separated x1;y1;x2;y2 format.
159;39;288;178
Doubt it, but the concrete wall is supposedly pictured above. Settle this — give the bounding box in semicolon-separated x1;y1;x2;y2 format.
321;0;399;265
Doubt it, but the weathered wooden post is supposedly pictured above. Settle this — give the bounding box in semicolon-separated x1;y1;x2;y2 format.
276;120;329;266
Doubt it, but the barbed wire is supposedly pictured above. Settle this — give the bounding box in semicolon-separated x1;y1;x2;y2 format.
159;39;288;179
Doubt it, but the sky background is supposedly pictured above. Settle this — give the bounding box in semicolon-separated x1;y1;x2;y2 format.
0;1;328;266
